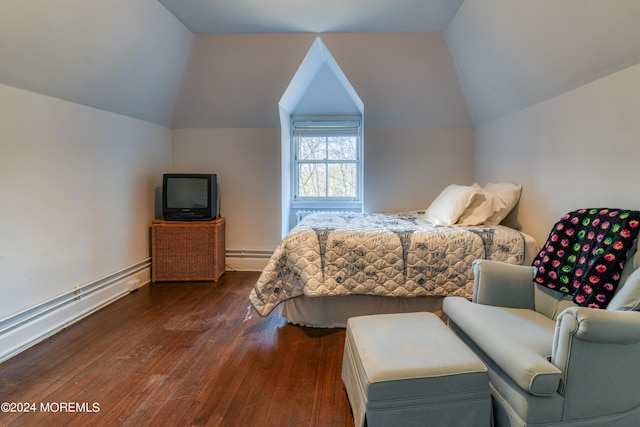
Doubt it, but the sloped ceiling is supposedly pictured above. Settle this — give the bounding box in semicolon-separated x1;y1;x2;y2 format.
1;1;639;129
446;0;640;126
0;0;191;127
161;0;640;128
171;32;471;129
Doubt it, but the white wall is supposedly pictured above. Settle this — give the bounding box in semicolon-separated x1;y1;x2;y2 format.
171;32;474;268
0;0;189;361
171;127;475;268
171;128;282;260
0;84;171;320
365;128;475;213
475;63;640;245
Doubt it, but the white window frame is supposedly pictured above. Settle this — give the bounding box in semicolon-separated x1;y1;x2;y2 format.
290;116;363;210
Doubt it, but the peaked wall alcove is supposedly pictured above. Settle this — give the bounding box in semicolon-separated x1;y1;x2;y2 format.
279;37;364;235
171;32;474;270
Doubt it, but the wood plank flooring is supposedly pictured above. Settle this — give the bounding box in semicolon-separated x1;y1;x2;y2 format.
0;272;355;427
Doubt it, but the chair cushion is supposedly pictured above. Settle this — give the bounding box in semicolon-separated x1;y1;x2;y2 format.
533;283;578;320
444;296;560;396
608;268;640;311
609;239;640;311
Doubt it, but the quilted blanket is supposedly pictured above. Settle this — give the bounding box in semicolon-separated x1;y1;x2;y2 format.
250;211;526;316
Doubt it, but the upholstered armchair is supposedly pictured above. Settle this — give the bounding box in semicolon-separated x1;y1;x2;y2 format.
444;209;640;426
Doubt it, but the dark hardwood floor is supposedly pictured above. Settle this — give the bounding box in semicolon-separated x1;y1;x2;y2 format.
0;272;355;427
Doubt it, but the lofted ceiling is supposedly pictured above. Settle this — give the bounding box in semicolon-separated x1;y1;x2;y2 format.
447;0;640;126
1;1;639;128
159;0;640;127
157;0;464;33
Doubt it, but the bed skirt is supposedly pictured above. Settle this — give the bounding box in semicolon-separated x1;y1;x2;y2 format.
276;233;538;328
279;295;446;328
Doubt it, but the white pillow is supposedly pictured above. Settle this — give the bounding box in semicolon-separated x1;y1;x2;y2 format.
484;183;522;225
457;185;507;226
425;184;481;226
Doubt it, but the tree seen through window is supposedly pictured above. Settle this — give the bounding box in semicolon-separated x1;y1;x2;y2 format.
295;125;360;200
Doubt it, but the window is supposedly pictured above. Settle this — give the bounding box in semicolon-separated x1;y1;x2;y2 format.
292;119;362;207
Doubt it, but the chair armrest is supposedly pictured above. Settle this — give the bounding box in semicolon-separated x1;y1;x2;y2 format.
472;259;536;308
554;307;640;350
552;307;640;417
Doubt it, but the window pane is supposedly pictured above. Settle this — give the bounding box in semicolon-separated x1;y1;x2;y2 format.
298;137;326;160
328;163;356;197
293;119;362;201
327;136;357;160
298;163;326;197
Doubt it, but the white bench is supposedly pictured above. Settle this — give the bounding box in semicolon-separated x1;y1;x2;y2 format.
342;312;491;427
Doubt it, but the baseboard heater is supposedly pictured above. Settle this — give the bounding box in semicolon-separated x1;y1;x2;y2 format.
0;258;151;363
295;210;353;224
226;249;273;259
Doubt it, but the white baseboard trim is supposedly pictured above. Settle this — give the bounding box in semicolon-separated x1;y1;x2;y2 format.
225;248;272;271
0;259;151;364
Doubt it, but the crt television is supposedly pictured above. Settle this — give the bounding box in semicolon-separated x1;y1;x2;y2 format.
162;173;218;221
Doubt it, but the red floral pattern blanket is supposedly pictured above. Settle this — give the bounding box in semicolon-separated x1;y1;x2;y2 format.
533;208;640;309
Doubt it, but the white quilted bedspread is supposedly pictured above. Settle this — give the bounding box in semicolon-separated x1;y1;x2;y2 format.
250;211;525;316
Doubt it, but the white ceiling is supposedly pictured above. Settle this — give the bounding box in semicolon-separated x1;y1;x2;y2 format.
157;0;464;33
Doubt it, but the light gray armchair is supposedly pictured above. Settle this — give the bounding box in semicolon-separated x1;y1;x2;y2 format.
443;240;640;426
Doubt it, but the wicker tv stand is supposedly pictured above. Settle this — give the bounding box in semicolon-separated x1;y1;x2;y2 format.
151;218;225;282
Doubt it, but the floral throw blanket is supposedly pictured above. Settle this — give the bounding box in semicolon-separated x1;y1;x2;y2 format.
533;208;640;309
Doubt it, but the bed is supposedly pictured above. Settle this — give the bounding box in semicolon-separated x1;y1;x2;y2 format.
249;183;538;327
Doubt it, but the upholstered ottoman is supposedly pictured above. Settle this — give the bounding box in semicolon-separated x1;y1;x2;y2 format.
342;312;491;427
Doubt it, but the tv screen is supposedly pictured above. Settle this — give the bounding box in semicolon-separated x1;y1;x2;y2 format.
162;174;217;221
